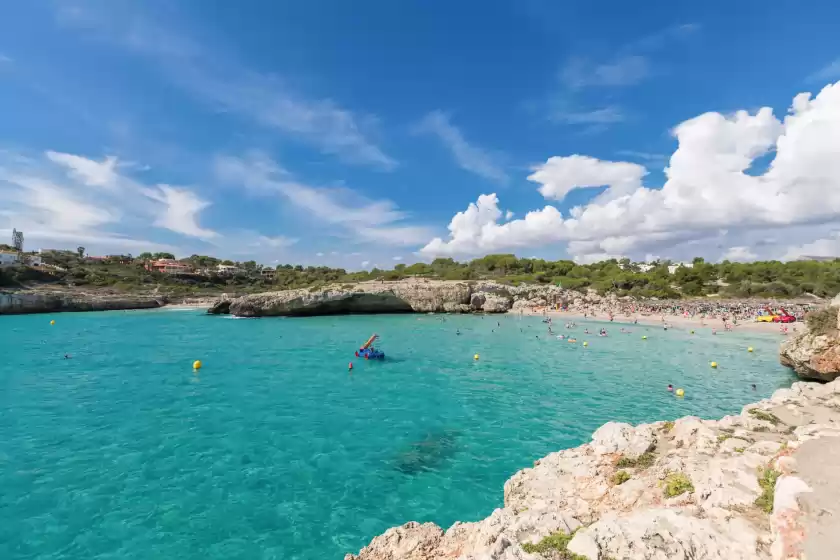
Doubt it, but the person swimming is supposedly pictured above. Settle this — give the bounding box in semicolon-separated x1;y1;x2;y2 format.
667;384;674;392
584;328;590;334
63;354;71;359
456;329;461;335
751;384;757;390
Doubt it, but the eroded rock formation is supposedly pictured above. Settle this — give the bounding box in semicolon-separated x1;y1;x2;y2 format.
780;305;840;382
346;379;840;560
207;280;602;318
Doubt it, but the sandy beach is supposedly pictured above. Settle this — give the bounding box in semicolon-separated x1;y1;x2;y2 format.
513;308;800;336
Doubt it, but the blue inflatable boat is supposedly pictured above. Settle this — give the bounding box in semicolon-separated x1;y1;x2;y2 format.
356;348;385;360
356;333;385;360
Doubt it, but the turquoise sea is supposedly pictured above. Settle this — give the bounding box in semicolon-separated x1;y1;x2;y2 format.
0;310;795;559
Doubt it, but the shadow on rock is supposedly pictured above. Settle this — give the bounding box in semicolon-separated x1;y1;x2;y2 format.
393;429;460;475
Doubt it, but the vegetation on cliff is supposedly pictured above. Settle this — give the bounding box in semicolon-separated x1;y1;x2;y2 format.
2;246;839;299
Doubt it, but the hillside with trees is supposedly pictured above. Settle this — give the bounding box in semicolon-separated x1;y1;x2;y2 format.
1;248;838;300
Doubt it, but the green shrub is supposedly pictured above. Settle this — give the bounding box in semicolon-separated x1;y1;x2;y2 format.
734;447;745;453
611;470;631;485
755;466;780;513
663;473;694;497
616;451;656;470
806;306;838;336
662;421;674;433
748;409;781;425
521;530;587;559
717;433;732;443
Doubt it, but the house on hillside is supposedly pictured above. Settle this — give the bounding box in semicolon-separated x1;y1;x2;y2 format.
260;268;276;280
146;259;194;275
668;262;694;274
216;264;242;276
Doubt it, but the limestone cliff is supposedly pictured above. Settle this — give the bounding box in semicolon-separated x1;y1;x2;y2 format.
0;291;165;315
780;305;840;382
208;280;600;318
346;379;840;560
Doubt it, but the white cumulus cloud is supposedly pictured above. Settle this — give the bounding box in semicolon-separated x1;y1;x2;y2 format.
422;81;840;262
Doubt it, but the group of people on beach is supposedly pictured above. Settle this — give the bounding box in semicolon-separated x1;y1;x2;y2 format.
567;300;814;324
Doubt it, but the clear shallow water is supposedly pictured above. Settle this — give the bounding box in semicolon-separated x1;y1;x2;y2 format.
0;310;795;560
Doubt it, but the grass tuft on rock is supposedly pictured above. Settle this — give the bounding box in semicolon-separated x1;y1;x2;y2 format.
521;530;587;559
616;451;656;470
663;472;694;498
717;433;732;443
748;409;781;425
734;447;745;453
755;466;780;513
612;470;631;486
662;421;675;433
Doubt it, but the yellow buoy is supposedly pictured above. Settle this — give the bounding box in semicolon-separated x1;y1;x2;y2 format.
473;354;479;361
583;341;588;347
748;347;754;353
710;361;718;368
675;388;685;397
690;330;695;334
642;335;647;340
193;360;202;370
50;320;55;325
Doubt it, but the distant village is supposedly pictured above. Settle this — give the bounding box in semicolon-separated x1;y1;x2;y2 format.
0;248;277;279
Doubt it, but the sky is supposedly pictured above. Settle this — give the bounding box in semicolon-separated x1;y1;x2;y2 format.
2;0;840;269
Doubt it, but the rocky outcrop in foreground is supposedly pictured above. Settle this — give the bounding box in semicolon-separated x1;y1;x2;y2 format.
0;291;165;315
780;305;840;382
208;280;604;317
346;379;840;560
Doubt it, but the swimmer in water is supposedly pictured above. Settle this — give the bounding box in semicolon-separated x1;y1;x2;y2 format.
751;384;757;390
584;328;590;334
667;384;674;392
64;354;71;359
456;329;461;335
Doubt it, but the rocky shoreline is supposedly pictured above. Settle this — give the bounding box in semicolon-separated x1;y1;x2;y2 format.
0;290;167;315
346;379;840;560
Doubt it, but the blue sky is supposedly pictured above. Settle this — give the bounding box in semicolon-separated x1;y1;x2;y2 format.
2;0;840;268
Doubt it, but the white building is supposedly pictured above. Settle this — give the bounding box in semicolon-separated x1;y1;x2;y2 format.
0;251;20;267
216;263;243;276
667;262;694;274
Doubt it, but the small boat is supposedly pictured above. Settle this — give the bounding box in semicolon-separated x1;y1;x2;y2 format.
355;333;386;360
